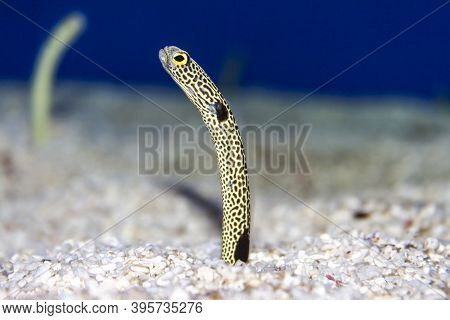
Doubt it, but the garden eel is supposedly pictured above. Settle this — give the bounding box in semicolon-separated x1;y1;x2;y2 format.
159;46;250;265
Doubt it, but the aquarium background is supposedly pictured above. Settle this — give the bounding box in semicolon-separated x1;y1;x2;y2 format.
0;0;449;299
1;0;450;98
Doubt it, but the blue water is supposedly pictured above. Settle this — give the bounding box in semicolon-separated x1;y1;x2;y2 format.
0;0;449;98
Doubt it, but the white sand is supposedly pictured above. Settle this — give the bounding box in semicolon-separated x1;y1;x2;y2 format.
0;84;449;299
1;233;448;299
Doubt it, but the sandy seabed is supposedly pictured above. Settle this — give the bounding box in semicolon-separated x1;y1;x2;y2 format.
0;83;449;299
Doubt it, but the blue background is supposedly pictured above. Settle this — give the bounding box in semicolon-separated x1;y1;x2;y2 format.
0;0;449;98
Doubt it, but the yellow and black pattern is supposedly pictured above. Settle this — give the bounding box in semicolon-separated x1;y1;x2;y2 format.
159;46;250;264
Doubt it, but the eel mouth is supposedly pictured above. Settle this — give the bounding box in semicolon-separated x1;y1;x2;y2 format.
158;47;169;68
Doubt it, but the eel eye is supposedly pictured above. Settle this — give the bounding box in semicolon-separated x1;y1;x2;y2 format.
173;53;188;66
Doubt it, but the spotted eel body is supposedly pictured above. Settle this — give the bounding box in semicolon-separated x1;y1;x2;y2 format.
159;46;250;264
